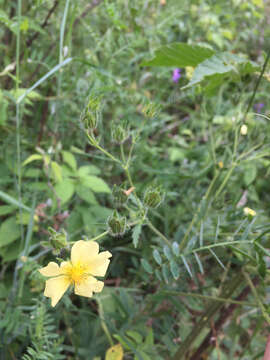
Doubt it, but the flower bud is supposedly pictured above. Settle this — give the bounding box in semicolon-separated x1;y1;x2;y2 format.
112;184;128;208
107;211;127;237
81;109;98;130
111;121;130;144
48;227;68;251
143;186;164;209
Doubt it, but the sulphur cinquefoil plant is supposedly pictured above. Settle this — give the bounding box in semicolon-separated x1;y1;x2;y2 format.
1;0;270;359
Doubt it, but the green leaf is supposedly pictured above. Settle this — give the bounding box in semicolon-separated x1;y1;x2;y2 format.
81;175;111;193
54;179;75;203
181;255;193;278
244;164;257;186
142;42;214;67
62;150;77;171
78;165;101;176
0;240;21;262
183;52;259;91
132;224;142;248
126;331;143;344
170;260;180;280
51;161;63;182
0;217;21;248
76;185;98;204
172;242;179;256
161;264;170;284
22;154;42;166
0;190;31;212
141;259;153;274
153;249;162;265
163;245;172;260
0;205;15;216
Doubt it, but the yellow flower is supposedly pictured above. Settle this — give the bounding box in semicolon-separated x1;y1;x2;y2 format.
240;124;248;135
39;240;112;307
243;207;256;217
218;161;224;169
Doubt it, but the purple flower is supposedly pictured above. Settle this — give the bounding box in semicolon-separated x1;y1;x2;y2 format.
254;102;265;113
172;68;181;83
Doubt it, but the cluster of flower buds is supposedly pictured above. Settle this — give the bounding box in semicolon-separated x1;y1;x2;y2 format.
111;121;130;144
143;185;164;209
107;211;127;237
81;95;102;131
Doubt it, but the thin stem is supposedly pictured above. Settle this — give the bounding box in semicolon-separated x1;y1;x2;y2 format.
16;0;24;249
179;172;219;252
120;143;126;163
147;220;171;247
89;231;109;242
87;133;121;164
243;48;270;121
187;240;253;256
213;163;237;200
242;270;270;325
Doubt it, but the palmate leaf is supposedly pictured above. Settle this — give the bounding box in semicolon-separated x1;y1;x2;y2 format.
141;42;214;67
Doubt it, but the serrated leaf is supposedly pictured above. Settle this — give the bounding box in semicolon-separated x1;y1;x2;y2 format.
163;245;172;260
78;165;100;176
141;259;153;274
132;224;142;248
170;260;180;280
81;175;111;193
62;150;77;171
76;185;98;204
153;249;162;265
54;179;75;203
172;241;179;256
183;52;259;91
142;42;214;67
0;217;20;248
105;343;123;360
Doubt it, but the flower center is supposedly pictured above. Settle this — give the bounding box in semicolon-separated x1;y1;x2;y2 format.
67;263;87;284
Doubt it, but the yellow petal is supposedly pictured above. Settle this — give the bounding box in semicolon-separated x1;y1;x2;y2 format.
44;276;71;307
60;261;72;274
71;240;99;265
74;276;102;297
93;280;104;293
88;251;112;277
39;262;61;277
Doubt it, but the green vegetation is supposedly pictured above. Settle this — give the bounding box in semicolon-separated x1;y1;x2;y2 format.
0;0;270;359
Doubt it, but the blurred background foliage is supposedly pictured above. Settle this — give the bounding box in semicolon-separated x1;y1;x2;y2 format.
0;0;270;359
